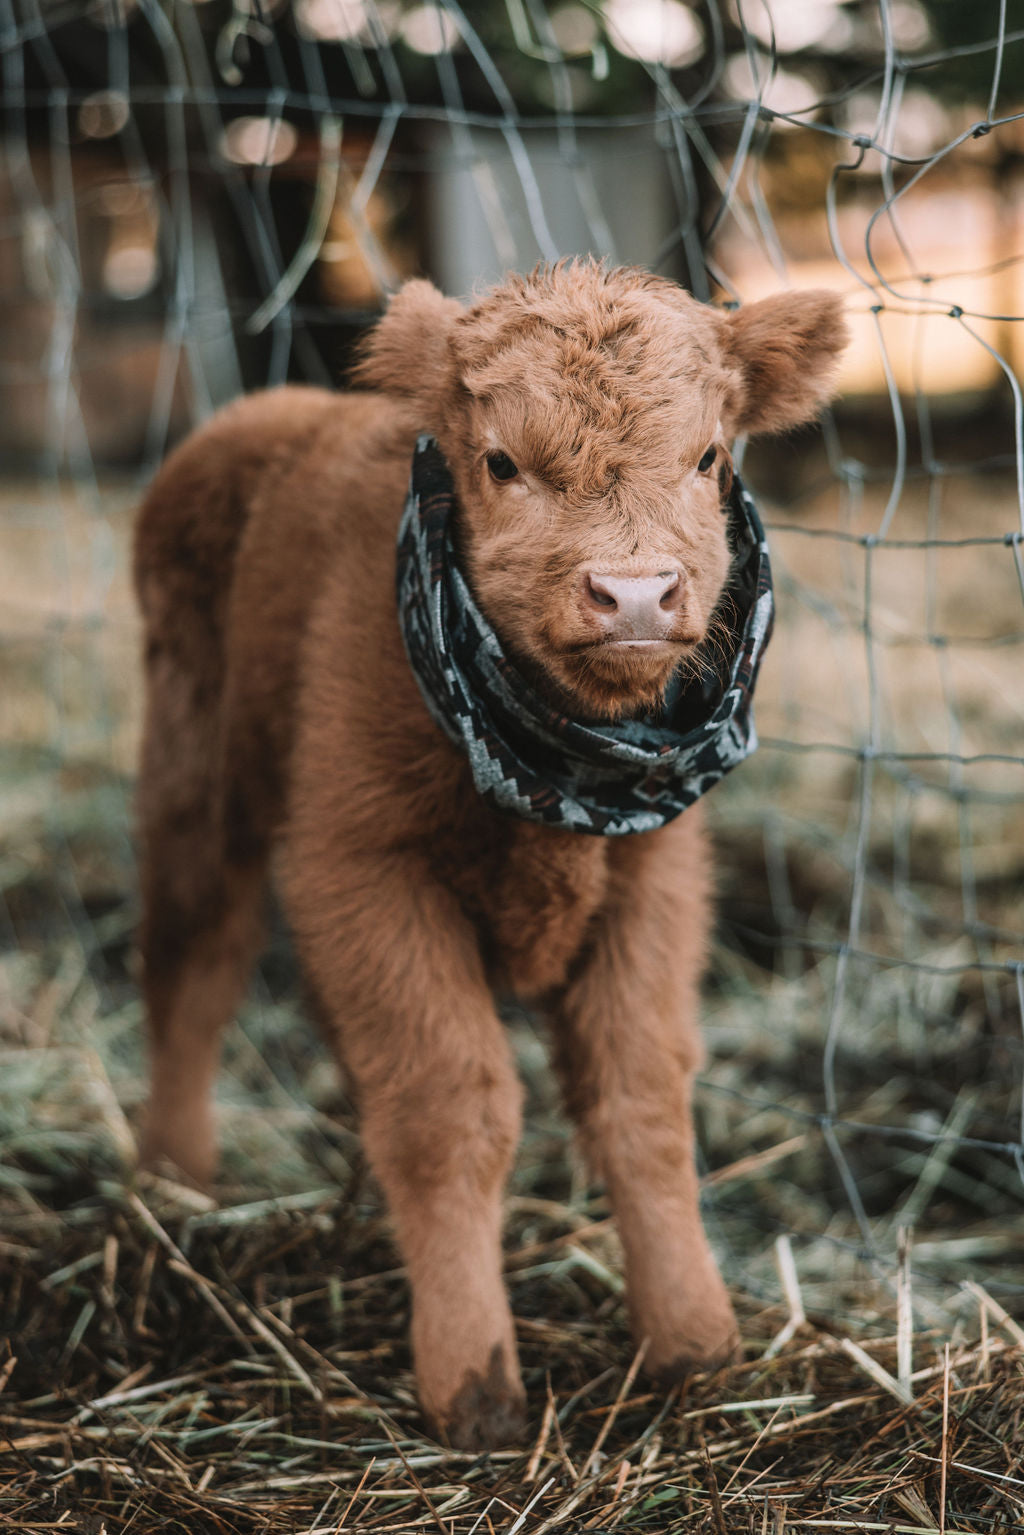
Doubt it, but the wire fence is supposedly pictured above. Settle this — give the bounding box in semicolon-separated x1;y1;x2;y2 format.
1;0;1022;1322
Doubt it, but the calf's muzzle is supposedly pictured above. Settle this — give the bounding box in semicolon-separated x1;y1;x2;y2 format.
582;570;683;641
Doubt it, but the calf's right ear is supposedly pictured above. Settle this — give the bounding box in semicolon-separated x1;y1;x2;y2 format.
351;279;464;402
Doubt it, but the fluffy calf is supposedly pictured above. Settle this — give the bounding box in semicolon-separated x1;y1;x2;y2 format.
134;263;847;1450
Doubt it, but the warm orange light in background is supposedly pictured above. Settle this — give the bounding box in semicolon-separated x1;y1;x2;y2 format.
716;174;1022;398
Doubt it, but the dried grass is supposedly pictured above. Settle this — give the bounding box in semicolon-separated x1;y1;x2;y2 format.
2;1157;1023;1533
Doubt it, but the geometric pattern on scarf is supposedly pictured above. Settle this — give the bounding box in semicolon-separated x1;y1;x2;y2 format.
395;434;774;836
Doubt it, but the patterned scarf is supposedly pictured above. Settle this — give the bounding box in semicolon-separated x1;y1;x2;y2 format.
396;435;774;836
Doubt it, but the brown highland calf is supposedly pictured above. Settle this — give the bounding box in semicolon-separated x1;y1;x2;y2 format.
134;262;847;1451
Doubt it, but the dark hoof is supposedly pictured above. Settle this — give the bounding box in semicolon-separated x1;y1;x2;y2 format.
442;1388;527;1452
648;1333;742;1387
430;1346;527;1452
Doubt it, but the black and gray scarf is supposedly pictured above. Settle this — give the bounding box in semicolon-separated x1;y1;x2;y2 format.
395;435;773;836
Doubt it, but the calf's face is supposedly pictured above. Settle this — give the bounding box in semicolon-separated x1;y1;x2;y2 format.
357;266;848;720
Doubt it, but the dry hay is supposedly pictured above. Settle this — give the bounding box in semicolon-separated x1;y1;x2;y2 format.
2;1139;1023;1533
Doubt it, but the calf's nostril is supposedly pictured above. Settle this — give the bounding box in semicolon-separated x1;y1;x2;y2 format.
586;574;618;610
658;572;681;609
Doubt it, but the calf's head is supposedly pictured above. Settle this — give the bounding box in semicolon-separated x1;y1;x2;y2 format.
357;263;847;721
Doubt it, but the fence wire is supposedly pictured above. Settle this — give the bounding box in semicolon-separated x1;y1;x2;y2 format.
0;0;1022;1322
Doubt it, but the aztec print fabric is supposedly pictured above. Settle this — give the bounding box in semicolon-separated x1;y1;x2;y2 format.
395;435;774;837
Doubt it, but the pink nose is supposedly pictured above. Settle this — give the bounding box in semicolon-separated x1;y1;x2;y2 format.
582;570;683;639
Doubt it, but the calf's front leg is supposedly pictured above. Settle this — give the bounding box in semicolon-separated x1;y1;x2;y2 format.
281;846;525;1450
551;811;739;1379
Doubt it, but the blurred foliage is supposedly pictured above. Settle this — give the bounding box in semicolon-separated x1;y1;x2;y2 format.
11;1;1021;125
923;0;1024;105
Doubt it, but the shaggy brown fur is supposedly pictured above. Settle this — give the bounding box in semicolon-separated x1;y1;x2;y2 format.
134;262;847;1451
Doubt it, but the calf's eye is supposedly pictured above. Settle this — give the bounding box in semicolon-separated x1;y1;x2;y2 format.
698;445;717;473
487;450;519;482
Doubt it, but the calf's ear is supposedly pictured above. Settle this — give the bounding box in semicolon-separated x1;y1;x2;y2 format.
351;279;464;400
723;289;849;436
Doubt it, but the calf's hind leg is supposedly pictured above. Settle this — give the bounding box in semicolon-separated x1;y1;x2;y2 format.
139;855;266;1187
136;659;268;1187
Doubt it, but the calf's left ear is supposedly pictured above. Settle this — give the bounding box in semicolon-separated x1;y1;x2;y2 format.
723;289;849;436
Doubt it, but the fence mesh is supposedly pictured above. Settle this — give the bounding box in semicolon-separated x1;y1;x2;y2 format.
1;0;1022;1328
